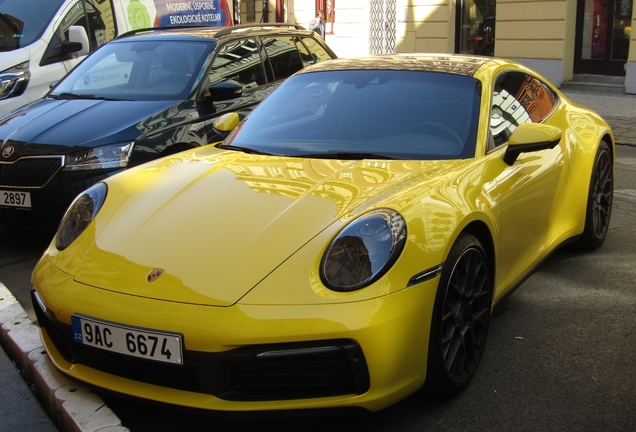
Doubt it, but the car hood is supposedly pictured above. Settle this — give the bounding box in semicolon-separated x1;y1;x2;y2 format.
0;98;176;157
70;148;464;307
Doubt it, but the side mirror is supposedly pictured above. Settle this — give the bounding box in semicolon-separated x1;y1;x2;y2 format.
212;112;241;139
67;25;90;56
208;80;242;102
503;123;562;165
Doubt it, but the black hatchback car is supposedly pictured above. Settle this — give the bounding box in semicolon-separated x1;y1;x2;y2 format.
0;24;336;228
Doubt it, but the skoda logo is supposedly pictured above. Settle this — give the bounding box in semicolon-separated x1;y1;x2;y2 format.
147;268;165;283
2;146;14;159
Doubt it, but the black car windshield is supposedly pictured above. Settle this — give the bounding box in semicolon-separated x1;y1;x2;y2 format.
227;69;481;160
51;39;214;101
0;0;65;51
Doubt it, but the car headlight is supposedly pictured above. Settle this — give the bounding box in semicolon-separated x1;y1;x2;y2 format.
0;61;30;100
56;182;108;250
321;209;407;292
63;142;134;171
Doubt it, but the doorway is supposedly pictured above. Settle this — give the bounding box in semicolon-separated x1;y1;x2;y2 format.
574;0;632;76
455;0;496;56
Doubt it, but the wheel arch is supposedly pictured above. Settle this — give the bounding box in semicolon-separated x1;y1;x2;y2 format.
459;220;496;297
601;132;615;159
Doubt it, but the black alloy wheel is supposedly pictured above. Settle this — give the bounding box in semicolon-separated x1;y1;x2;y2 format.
423;233;491;397
577;141;613;250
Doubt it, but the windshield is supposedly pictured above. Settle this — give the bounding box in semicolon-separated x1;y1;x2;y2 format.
50;39;214;101
227;70;481;160
0;0;65;52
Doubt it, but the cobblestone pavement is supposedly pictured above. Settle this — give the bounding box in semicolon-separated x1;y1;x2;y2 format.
562;90;636;146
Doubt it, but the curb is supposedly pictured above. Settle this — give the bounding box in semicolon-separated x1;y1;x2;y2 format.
0;283;129;432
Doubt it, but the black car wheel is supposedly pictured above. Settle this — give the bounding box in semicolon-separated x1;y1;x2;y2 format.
423;233;491;397
577;140;613;250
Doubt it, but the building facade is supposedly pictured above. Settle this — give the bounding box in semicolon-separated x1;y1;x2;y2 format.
237;0;636;93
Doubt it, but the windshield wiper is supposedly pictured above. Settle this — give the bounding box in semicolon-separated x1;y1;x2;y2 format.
215;144;274;156
51;93;131;101
52;92;94;100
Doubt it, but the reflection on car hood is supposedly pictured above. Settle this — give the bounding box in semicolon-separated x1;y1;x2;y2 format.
0;98;176;155
72;148;464;307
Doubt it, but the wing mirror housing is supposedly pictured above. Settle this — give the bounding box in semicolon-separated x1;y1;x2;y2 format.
212;112;241;139
67;25;90;57
208;80;242;101
504;123;562;165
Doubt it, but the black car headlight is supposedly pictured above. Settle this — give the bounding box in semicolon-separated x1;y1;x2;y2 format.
321;209;407;292
63;142;134;171
56;182;107;250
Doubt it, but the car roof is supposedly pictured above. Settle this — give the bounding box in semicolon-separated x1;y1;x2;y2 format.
116;24;316;43
297;54;493;77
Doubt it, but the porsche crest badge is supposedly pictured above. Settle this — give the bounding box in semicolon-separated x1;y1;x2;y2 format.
147;268;164;282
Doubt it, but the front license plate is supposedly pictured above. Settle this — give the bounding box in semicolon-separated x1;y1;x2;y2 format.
0;190;31;208
72;314;183;365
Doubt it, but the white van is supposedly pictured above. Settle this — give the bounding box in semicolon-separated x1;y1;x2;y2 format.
0;0;233;114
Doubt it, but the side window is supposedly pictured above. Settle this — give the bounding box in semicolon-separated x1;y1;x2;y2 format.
84;0;116;50
41;0;115;66
262;36;304;81
300;36;334;63
41;1;87;66
208;38;265;90
294;38;315;67
490;72;557;149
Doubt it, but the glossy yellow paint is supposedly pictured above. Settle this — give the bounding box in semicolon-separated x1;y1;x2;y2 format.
508;123;562;147
32;55;614;412
34;255;437;412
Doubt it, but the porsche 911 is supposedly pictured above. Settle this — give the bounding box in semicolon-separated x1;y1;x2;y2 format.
32;54;614;413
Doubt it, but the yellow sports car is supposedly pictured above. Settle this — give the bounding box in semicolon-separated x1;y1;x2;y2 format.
32;54;614;413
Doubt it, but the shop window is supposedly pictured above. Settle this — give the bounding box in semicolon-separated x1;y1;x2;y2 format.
457;0;495;56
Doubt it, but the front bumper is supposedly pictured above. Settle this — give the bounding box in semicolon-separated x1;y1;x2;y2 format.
32;257;439;412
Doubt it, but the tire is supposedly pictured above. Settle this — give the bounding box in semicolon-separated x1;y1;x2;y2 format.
576;141;613;250
423;233;491;397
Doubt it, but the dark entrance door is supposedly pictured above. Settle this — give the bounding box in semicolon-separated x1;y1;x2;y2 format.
455;0;496;56
574;0;632;76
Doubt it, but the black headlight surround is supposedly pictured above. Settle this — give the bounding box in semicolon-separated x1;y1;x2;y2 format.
320;209;407;292
56;182;108;250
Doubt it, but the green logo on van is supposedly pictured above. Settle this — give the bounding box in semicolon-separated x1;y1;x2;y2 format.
128;0;151;30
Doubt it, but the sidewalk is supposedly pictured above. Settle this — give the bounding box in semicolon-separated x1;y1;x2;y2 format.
0;283;128;432
0;344;57;432
0;88;634;432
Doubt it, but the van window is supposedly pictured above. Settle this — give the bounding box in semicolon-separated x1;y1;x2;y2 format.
41;0;116;66
0;0;66;51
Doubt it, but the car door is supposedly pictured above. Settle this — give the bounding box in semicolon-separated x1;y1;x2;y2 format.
486;72;564;292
